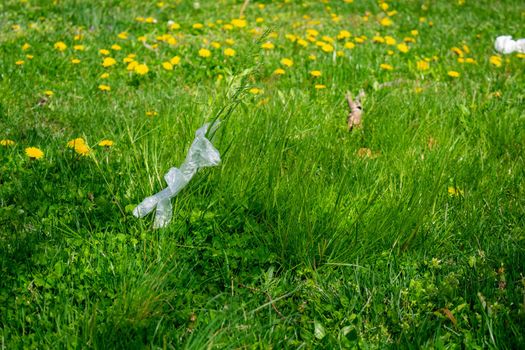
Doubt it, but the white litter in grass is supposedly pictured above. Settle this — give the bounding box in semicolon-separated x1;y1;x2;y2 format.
133;122;221;228
494;36;525;54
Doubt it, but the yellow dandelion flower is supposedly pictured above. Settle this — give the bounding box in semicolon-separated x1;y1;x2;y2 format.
44;90;54;96
231;18;247;28
380;17;393;26
146;111;158;117
397;43;409;53
145;17;157;24
198;48;211;58
256;17;264;24
193;23;204;29
337;30;351;40
117;32;128;39
355;37;365;44
71;58;81;64
67;138;85;148
161;61;173;71
310;70;322;77
321;43;334;53
102;57;117;67
169;22;180;30
261;42;275;50
54;41;67;51
465;58;476;64
451;47;464;57
280;58;293;67
98;140;114;147
25;147;44;160
416;60;430;71
273;68;285;75
249;88;262;95
0;139;15;146
127;61;138;71
111;44;122;51
98;84;111;91
22;43;31;51
314;84;326;89
26;55;33;60
99;49;110;55
373;36;385;43
73;44;85;51
297;39;308;47
447;71;460;78
211;41;221;49
170;56;181;65
74;143;91;156
384;36;396;45
411;30;419;36
489;55;502;67
344;41;355;49
308;55;317;61
380;63;394;70
15;60;24;65
134;64;149;75
100;73;109;79
380;2;389;11
224;48;236;57
225;38;235;46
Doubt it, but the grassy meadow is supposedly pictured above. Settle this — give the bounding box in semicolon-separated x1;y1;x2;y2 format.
1;0;524;348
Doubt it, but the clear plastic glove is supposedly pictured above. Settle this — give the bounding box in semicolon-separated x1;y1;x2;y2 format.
133;122;221;228
495;35;525;54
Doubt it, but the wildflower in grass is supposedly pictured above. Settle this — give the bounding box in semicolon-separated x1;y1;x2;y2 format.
223;24;234;30
297;39;308;47
211;41;221;49
135;17;145;22
193;23;204;29
15;60;24;65
198;48;211;58
404;37;416;43
261;42;275;50
355;37;365;43
146;111;158;117
448;186;464;197
380;63;393;70
448;70;460;78
100;73;109;79
256;17;264;24
0;139;15;146
373;36;385;43
67;138;86;148
315;84;326;89
224;48;236;57
22;43;31;50
384;36;396;45
337;30;351;40
225;38;235;45
465;58;476;64
111;44;122;51
397;43;409;53
98;84;110;91
73;44;85;51
380;17;393;26
54;41;67;51
98;140;114;147
25;147;44;160
411;30;419;36
26;55;33;60
416;60;430;71
99;49;110;55
170;56;181;65
310;70;322;77
344;42;355;49
145;17;157;24
249;88;262;95
162;62;173;70
127;61;138;71
380;2;389;11
74;143;91;156
321;43;334;53
71;58;81;64
387;50;394;55
231;18;247;28
489;55;502;67
168;22;180;30
134;64;149;75
280;58;293;67
102;57;117;67
451;47;464;57
44;90;54;96
117;32;128;39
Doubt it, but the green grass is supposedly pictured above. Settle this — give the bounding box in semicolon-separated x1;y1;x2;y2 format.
1;0;524;348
